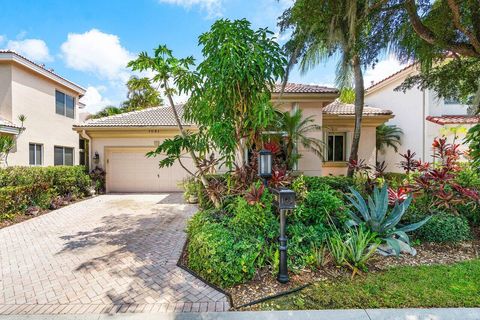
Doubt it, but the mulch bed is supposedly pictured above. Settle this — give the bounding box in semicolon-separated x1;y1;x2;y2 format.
232;237;480;308
179;230;480;309
0;196;95;229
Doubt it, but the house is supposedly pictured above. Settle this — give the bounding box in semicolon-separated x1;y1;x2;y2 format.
0;50;87;167
365;64;479;173
74;83;393;193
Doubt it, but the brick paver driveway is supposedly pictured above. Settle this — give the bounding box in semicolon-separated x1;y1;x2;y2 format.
0;194;229;315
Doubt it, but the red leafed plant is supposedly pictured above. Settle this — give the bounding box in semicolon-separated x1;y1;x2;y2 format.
348;159;371;173
399;150;419;174
244;183;265;206
270;168;291;188
264;141;282;155
387;187;410;205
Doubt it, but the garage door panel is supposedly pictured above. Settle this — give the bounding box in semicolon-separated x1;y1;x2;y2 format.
107;148;194;193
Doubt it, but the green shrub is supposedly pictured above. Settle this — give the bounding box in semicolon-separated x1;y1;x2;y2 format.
0;166;91;220
287;222;329;270
416;213;471;243
293;189;346;225
229;193;278;239
303;176;353;193
187;221;265;287
383;172;408;188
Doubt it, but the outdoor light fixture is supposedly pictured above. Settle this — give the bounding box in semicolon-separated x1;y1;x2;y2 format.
258;149;272;186
93;152;100;164
272;188;296;284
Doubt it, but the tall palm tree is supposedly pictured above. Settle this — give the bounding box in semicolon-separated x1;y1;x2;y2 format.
279;0;391;176
279;109;323;170
89;106;123;119
376;124;403;160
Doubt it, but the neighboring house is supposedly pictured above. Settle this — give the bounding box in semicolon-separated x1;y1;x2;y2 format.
365;64;479;173
74;83;393;193
0;50;87;167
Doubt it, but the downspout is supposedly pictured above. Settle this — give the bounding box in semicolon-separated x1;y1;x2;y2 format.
80;129;92;171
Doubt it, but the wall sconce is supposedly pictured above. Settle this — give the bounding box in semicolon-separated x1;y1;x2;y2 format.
93;151;100;164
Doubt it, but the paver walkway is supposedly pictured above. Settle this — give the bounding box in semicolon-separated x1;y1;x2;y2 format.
0;194;229;315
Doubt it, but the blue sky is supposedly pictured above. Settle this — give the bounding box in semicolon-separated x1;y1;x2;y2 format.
0;0;404;113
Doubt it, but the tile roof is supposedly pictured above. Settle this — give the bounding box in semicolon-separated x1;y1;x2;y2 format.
426;115;480;125
0;116;21;129
0;50;85;94
273;83;338;94
323;99;393;116
366;63;416;91
75;105;191;128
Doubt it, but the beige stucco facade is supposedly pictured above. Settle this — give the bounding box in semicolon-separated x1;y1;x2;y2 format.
77;91;390;193
365;65;473;173
0;52;86;166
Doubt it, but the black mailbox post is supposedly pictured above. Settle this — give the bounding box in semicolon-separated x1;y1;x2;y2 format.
271;188;296;284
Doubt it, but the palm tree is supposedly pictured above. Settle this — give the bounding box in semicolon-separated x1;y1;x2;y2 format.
89;106;123;119
278;109;323;170
279;0;391;176
121;76;163;112
376;124;403;160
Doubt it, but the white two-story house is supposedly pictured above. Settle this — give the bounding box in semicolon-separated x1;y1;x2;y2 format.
0;50;87;167
365;63;479;172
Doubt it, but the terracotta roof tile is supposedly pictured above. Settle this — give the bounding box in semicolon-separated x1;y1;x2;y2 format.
74;105;191;128
273;83;338;94
426;115;480;125
323;100;393;116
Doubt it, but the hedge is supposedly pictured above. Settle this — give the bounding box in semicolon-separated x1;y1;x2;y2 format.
0;166;92;220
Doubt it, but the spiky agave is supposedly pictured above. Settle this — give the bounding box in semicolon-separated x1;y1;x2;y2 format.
346;184;430;255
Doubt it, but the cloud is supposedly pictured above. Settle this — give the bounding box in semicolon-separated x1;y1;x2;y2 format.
0;35;5;45
364;55;408;88
6;38;53;62
158;0;222;17
80;86;113;113
60;29;134;82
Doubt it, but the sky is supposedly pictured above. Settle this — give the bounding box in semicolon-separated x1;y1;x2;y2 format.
0;0;406;113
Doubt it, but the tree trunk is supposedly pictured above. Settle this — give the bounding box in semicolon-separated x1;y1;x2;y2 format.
164;81;221;208
347;56;365;177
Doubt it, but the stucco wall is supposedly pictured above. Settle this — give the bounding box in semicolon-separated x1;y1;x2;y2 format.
0;64;12;121
365;77;426;173
89;136;162;170
322;125;376;176
5;64;82;166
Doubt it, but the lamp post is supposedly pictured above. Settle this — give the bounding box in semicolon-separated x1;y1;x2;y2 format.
258;149;272;186
272;188;295;284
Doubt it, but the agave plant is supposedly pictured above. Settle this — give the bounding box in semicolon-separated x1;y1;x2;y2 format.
346;185;430;255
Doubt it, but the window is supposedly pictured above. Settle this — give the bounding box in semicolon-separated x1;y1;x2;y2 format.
55;90;75;118
29;143;42;166
54;146;74;166
327;133;346;162
79;139;88;166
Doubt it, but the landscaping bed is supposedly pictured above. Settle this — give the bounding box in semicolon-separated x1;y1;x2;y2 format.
180;234;480;308
180;137;480;309
0;166;98;227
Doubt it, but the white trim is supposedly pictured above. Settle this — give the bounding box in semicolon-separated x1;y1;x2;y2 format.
0;52;86;95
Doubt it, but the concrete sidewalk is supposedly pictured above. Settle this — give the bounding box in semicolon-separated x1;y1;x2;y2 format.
1;308;479;320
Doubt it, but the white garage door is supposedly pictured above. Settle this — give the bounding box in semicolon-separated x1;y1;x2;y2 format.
106;148;194;193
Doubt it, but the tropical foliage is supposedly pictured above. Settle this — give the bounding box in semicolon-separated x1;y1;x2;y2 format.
277;109;323;169
376;124;403;155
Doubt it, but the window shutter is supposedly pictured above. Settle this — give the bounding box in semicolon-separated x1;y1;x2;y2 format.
345;132;353;161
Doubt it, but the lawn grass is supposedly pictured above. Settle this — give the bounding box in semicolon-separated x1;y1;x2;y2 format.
259;259;480;310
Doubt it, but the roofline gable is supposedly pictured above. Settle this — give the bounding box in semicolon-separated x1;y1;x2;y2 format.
0;51;86;96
